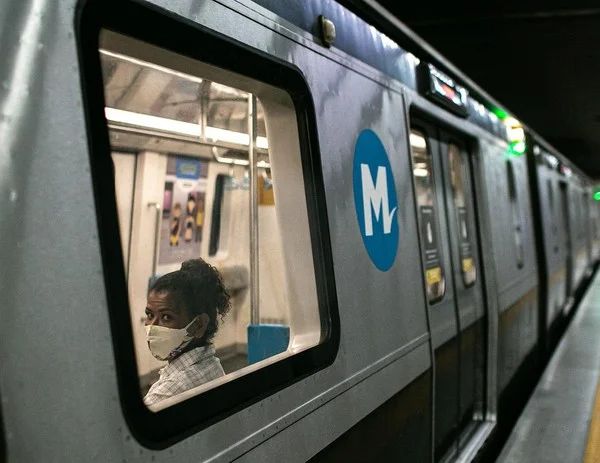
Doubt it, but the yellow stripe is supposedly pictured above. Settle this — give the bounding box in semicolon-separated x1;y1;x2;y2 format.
584;377;600;463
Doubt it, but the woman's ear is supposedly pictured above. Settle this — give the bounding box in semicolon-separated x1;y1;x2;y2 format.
190;313;210;338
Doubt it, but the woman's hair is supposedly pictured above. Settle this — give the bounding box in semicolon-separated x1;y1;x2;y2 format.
150;258;231;343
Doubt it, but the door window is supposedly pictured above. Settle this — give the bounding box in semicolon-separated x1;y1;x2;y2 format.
410;129;446;302
447;144;476;286
506;161;524;268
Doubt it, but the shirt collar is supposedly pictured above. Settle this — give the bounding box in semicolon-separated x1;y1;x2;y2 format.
160;344;216;377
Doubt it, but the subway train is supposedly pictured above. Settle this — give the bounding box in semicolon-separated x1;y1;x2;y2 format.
1;0;599;461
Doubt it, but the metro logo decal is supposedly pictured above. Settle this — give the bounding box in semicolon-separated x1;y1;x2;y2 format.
353;129;399;271
361;164;398;236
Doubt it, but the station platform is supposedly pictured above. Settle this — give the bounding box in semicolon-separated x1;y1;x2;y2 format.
498;271;600;462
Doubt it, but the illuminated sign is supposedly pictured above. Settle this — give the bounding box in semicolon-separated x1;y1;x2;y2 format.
419;63;468;117
503;116;526;156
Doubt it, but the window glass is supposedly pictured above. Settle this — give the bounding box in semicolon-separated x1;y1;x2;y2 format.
448;144;476;286
410;129;446;302
547;178;559;253
506;161;524;268
101;31;323;411
581;192;587;240
547;178;555;218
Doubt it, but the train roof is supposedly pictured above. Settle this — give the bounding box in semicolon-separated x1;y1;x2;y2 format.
250;0;592;183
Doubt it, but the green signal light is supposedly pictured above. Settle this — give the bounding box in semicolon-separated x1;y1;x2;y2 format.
493;108;508;120
594;191;600;201
507;140;526;156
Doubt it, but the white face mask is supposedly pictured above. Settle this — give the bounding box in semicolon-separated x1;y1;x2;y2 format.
145;316;200;361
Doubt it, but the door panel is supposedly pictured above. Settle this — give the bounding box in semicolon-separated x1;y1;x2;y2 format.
411;120;487;461
438;134;486;444
409;126;459;462
559;181;572;303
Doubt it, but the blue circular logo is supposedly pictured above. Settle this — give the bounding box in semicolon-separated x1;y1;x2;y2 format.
353;129;399;271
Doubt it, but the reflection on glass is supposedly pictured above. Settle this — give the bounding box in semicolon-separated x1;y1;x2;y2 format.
100;49;267;137
410;129;446;302
448;144;476;286
506;161;524;268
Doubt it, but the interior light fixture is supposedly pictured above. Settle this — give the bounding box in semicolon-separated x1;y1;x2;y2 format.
105;107;268;149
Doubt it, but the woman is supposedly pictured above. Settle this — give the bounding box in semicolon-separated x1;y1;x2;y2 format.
144;258;231;406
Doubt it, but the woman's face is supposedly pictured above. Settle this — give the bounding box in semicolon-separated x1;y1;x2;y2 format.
145;290;192;329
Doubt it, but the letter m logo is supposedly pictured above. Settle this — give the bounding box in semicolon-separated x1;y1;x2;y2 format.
361;164;397;236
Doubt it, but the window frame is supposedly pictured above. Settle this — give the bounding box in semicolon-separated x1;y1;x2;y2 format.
76;0;339;448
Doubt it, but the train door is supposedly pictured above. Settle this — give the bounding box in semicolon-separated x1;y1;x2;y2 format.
409;125;459;462
437;132;486;450
410;121;486;462
559;181;572;306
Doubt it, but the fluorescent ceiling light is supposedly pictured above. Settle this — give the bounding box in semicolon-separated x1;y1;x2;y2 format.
105;107;268;149
413;168;429;177
105;107;200;136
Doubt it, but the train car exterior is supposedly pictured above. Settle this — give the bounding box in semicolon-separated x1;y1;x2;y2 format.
0;0;598;462
527;140;584;349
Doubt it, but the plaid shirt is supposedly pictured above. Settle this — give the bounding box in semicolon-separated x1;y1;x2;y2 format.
144;344;225;406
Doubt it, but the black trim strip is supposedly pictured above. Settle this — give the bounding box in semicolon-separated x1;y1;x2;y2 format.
308;370;432;462
0;385;5;463
208;174;226;257
526;134;550;356
75;0;339;448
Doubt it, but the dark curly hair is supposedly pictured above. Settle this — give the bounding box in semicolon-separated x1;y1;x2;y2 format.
149;258;231;344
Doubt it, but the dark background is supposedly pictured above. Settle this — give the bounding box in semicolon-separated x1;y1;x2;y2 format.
376;1;600;179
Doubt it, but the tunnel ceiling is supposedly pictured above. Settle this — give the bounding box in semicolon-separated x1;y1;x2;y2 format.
375;1;600;179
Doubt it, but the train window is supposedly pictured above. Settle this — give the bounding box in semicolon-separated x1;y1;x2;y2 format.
78;0;338;443
506;161;524;268
100;34;326;408
547;178;559;253
573;191;579;238
580;191;588;238
448;143;476;286
409;129;446;302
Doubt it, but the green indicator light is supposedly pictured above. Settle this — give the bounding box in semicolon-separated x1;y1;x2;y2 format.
507;140;526;156
594;191;600;201
493;108;508;120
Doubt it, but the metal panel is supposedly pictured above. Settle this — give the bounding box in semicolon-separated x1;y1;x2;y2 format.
535;162;568;330
403;90;502;458
0;0;431;460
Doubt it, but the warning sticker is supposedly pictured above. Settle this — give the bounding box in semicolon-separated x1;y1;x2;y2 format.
457;206;476;285
426;266;443;285
420;205;441;269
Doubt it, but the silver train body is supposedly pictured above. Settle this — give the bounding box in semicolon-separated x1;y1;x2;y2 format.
1;0;599;462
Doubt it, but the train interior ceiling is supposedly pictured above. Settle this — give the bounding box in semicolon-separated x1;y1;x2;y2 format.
101;30;322;400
